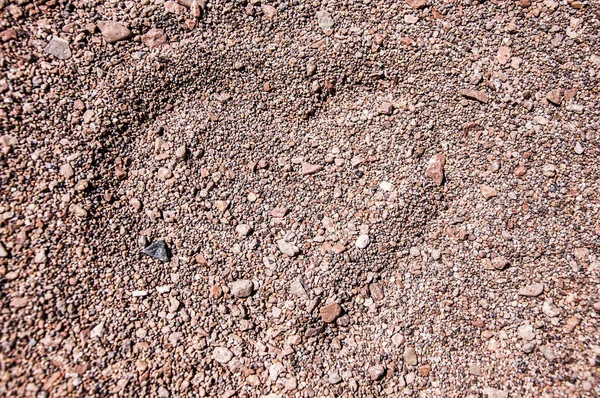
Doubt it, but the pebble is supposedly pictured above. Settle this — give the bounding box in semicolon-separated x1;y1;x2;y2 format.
378;102;394;115
518;283;544;297
235;224;253;237
157;167;173;180
403;347;418;366
213;347;233;364
483;387;508;398
277;239;300;257
290;279;309;300
10;297;28;309
517;324;535;341
542;300;561;318
368;364;386;381
491;256;508;270
261;4;277;19
141;28;167;49
392;333;405;347
132;290;148;297
369;283;384;301
0;242;8;258
141;239;171;262
96;21;132;43
301;162;323;175
319;302;342;323
355;234;370;249
496;46;511;65
459;89;489;103
328;371;342;384
417;364;431;377
542;164;557;177
574;142;584;154
90;322;104;338
44;37;72;60
380;181;394;191
514;165;527;176
546;89;562;106
480;185;498;199
214;200;229;212
426;153;446;186
539;345;556;362
60;163;74;179
316;10;334;33
230;279;254;298
565;316;579;333
406;0;427;8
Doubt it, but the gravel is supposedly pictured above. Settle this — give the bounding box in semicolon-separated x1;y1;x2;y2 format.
0;0;598;396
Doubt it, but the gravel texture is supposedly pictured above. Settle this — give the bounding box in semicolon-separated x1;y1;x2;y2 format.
1;0;599;397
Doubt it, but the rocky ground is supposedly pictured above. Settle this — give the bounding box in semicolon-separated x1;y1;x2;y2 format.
1;0;599;397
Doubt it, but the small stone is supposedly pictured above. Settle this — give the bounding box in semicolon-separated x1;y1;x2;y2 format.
261;4;277;19
483;387;508;398
355;234;370;249
236;224;252;237
417;364;431;377
403;347;418;366
141;28;167;49
132;290;148;298
378;102;394;115
565;316;579;332
156;285;171;294
90;322;104;338
405;15;419;24
518;324;535;341
426;154;446;186
574;142;584;155
514;165;527;176
491;256;508;270
34;249;47;264
316;10;334;32
374;33;384;45
320;302;342;323
460;89;489;103
368;364;385;381
369;283;384;301
141;240;171;262
410;247;420;257
542;300;561;318
328;371;342;384
469;363;482;376
542;164;557;177
290;279;309;300
230;280;254;298
0;29;18;42
190;0;202;19
406;0;427;8
518;283;544;297
546;90;563;106
431;249;441;260
60;163;74;179
97;21;132;43
10;297;28;309
164;1;186;14
270;207;288;218
157;167;173;180
209;285;223;299
0;242;8;258
213;347;233;364
496;46;511;65
380;181;394;191
301;162;323;175
277;239;299;257
44;37;72;60
522;341;536;354
480;185;497;199
115;166;127;180
214;201;229;212
392;333;405;347
518;0;530;6
539;345;556;362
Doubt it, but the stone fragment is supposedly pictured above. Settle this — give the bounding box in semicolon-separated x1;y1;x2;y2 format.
214;200;229;212
230;280;254;298
514;165;527;176
518;324;535;341
369;283;384;301
483;387;508;398
417;364;431;377
157;167;172;180
542;300;561;318
380;181;394;191
190;0;202;19
164;1;186;13
368;364;385;381
0;242;9;258
355;234;370;249
392;333;405;346
213;347;233;364
236;224;252;237
518;283;544;297
460;89;489;103
574;142;584;155
546;90;562;106
141;28;167;49
539;345;556;361
565;316;579;332
97;21;132;43
320;303;342;323
262;4;277;19
0;28;18;42
290;279;309;300
60;163;74;179
404;347;418;366
316;10;334;32
542;164;557;177
277;240;299;257
378;102;394;115
270;207;288;218
141;240;171;262
426;153;445;186
10;297;28;309
301;162;322;175
491;256;508;270
90;322;104;338
406;0;427;8
480;185;497;199
496;46;511;65
44;37;72;60
328;371;342;384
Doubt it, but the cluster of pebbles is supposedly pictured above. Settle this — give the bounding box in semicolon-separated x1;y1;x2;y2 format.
1;0;599;396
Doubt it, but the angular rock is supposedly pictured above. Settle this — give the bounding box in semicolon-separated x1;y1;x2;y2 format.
320;302;342;323
546;90;562;106
316;10;334;32
141;240;171;262
97;21;132;43
518;324;535;341
518;283;544;297
141;28;167;49
261;4;277;19
0;242;9;258
378;102;394;115
368;364;386;381
301;162;322;175
44;37;72;60
403;347;418;365
491;256;508;270
483;387;508;398
460;89;489;103
235;224;253;237
277;239;299;257
290;279;309;300
230;279;254;298
406;0;427;8
542;300;561;318
496;46;511;65
480;185;498;199
426;153;445;186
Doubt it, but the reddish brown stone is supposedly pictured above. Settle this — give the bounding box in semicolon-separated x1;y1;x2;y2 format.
320;303;342;323
426;153;445;186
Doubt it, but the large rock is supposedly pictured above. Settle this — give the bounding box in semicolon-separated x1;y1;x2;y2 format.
231;279;254;298
141;239;171;262
97;21;132;43
44;37;71;60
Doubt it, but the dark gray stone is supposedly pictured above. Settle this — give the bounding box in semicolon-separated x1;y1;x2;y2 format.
141;239;171;262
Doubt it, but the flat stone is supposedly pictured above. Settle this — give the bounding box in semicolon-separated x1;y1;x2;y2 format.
261;4;277;19
574;142;584;154
496;46;511;65
378;102;394;115
236;224;253;237
320;302;342;323
369;283;384;301
301;162;323;175
132;290;148;297
417;364;431;377
406;0;427;8
141;239;171;262
270;207;288;218
214;200;229;212
460;89;489;103
290;279;309;300
483;387;508;398
380;181;394;191
316;10;334;32
539;345;556;361
491;256;508;270
368;364;385;381
90;322;104;338
60;163;74;179
542;164;557;177
518;324;535;341
403;347;418;366
277;239;299;257
546;89;562;106
0;242;8;258
328;371;342;384
97;21;132;43
518;283;544;297
565;316;579;332
426;153;445;186
44;37;71;60
10;297;28;309
213;347;233;364
480;185;497;199
157;167;173;179
141;28;167;49
230;279;254;298
355;234;370;249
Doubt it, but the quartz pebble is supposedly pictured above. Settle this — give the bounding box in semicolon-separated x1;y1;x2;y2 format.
230;280;254;298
